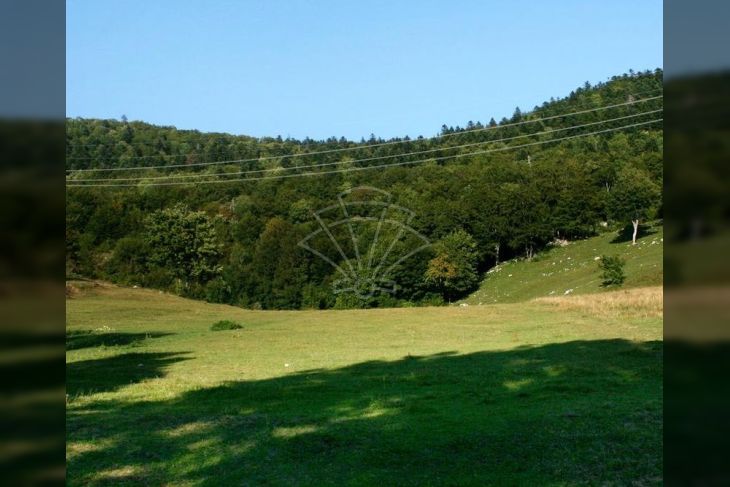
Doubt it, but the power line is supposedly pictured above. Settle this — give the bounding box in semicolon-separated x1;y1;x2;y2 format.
66;93;663;171
67;118;662;188
67;109;662;183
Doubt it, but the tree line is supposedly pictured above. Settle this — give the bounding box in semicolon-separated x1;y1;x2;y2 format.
66;69;663;309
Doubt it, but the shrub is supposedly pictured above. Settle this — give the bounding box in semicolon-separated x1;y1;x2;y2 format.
205;277;232;304
142;266;175;290
418;293;446;307
599;255;626;286
210;320;243;331
105;236;149;283
333;292;372;309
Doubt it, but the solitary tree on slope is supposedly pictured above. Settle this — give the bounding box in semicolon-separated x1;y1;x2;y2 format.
608;166;661;244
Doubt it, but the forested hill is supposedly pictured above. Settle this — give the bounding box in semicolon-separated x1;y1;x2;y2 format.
65;69;662;173
66;69;663;310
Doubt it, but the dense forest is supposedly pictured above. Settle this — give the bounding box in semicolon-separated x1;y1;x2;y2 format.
66;69;663;309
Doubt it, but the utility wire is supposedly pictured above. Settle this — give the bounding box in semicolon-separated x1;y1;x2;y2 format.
66;94;663;171
67;118;662;188
67;109;662;183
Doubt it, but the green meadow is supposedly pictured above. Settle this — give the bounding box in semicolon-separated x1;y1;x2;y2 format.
462;222;663;305
66;282;662;486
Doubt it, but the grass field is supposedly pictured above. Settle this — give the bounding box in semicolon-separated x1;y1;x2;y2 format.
66;282;662;485
461;222;663;305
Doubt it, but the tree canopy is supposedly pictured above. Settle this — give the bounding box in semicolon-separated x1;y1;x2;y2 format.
66;69;663;308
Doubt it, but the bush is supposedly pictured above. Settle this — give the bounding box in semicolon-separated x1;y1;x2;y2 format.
105;236;149;283
210;320;243;331
205;277;232;304
599;255;626;286
142;266;175;290
333;292;372;309
418;293;446;307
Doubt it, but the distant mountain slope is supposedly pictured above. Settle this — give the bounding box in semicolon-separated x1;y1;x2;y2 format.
460;222;663;305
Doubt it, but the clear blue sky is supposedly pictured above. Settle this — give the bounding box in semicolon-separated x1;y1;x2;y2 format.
66;0;662;141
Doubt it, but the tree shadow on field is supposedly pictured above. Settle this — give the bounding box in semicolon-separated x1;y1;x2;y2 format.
66;339;662;486
67;352;190;397
66;330;173;350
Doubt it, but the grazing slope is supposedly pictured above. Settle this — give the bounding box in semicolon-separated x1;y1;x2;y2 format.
66;283;662;485
461;222;663;305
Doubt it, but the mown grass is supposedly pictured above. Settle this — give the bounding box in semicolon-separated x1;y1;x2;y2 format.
66;283;662;486
461;222;663;305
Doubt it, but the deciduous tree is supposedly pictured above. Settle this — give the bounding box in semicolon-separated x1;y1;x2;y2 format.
608;166;660;244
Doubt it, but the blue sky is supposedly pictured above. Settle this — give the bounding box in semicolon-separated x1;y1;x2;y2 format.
66;0;662;140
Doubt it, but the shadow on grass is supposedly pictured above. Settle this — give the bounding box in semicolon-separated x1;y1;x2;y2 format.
66;330;172;350
67;352;190;397
67;339;662;486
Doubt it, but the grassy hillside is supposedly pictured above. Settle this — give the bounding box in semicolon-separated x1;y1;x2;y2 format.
66;283;661;485
461;222;663;305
